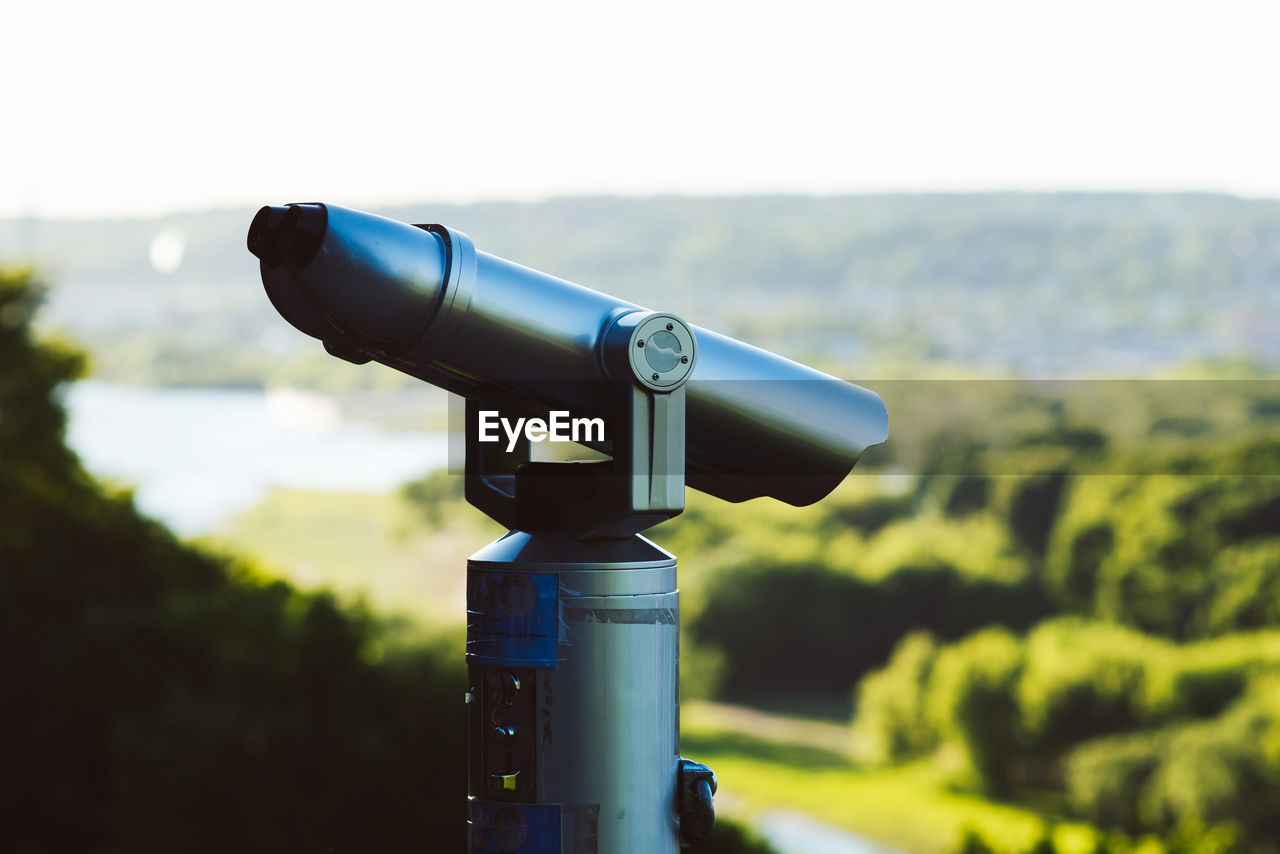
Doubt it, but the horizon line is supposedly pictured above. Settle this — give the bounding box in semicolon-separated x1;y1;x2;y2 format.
6;186;1280;223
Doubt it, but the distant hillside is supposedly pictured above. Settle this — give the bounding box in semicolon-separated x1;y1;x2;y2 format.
2;193;1277;385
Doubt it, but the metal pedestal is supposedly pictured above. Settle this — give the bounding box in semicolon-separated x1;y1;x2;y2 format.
466;531;681;854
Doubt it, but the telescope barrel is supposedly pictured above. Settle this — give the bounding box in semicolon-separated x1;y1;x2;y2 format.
250;203;887;506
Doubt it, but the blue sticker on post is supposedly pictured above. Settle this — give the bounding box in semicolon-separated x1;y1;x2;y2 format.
469;801;561;853
467;571;559;668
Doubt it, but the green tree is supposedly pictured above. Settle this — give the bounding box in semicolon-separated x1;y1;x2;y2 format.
0;268;467;851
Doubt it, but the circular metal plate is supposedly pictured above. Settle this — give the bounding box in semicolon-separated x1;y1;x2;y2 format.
628;314;696;391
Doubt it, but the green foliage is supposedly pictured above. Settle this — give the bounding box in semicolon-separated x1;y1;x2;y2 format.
346;352;1280;849
401;467;465;528
956;826;1000;854
676;396;1280;733
697;818;781;854
856;617;1280;806
1046;470;1280;639
940;475;994;516
1065;678;1280;847
923;471;1072;559
826;488;919;534
1163;822;1244;854
858;628;1023;788
952;824;1074;854
855;632;940;762
0;267;85;478
676;478;1048;710
923;628;1024;791
1005;474;1068;557
1064;730;1165;831
1025;827;1061;854
1201;540;1280;634
1016;620;1168;751
681;704;1067;854
0;269;469;851
858;513;1029;583
692;561;1045;709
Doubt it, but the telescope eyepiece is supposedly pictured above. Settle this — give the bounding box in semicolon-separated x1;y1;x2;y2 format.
247;203;328;269
247;205;289;265
278;204;327;268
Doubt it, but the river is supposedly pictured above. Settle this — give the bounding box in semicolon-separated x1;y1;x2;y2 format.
63;381;450;534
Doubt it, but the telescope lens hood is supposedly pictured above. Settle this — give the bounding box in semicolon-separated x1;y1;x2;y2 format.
249;203;450;354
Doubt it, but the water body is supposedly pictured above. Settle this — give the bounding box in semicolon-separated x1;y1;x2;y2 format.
64;381;450;534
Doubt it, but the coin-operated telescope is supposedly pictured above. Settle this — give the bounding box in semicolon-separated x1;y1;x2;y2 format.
249;203;887;853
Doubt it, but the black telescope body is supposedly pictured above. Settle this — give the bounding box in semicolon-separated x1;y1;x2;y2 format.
249;203;887;506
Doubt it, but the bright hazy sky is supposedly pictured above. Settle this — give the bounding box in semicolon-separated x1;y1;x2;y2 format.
3;0;1278;218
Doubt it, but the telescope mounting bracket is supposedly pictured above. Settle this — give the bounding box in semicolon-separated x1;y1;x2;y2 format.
465;311;696;540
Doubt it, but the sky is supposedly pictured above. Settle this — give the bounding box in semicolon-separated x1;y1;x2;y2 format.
3;0;1278;219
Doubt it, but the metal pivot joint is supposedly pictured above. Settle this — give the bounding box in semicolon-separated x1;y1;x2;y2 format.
465;310;696;542
464;311;716;853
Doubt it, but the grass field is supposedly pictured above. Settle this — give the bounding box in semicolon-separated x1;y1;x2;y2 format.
205;488;502;623
681;701;1103;854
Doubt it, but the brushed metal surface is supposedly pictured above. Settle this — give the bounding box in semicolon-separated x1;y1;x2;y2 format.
466;533;681;853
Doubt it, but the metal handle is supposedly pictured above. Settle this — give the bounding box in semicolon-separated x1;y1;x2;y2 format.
678;757;717;846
